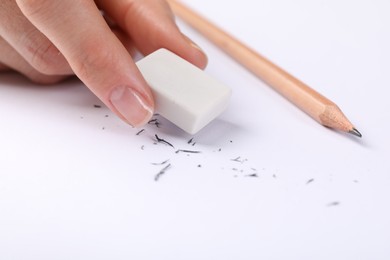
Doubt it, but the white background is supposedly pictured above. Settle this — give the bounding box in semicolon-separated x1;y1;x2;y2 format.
1;0;390;259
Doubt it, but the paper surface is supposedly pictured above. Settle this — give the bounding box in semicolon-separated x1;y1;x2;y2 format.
1;0;390;259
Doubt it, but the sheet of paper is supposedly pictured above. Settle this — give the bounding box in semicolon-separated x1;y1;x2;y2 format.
1;0;389;259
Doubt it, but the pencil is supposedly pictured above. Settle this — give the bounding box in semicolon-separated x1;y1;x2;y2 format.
167;0;362;137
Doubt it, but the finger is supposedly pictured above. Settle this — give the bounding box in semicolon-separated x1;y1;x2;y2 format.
0;0;73;75
0;37;66;84
17;0;154;127
96;0;208;69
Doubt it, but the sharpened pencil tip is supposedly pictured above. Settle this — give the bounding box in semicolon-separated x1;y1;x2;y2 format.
349;128;362;138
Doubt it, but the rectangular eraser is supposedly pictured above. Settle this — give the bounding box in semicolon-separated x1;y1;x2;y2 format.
136;49;231;134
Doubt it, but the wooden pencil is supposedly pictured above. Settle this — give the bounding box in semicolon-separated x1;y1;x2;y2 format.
167;0;361;137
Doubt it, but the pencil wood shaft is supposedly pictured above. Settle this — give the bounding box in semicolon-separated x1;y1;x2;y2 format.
168;0;359;135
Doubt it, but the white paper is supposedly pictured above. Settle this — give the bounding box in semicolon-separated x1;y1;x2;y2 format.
1;0;389;259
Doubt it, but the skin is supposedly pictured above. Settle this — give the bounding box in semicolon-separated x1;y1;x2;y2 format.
0;0;208;127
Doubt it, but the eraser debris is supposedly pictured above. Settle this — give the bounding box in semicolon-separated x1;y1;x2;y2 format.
136;49;231;134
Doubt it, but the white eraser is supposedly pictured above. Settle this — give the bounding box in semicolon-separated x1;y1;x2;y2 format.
136;49;231;134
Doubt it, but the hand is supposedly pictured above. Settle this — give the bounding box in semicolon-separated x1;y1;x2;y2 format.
0;0;207;127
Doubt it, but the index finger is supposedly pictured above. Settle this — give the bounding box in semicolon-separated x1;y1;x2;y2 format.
96;0;208;69
16;0;154;127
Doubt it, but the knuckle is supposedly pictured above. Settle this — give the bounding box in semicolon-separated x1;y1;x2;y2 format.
29;41;63;75
21;32;67;75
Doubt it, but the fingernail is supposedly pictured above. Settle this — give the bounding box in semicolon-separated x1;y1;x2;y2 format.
183;34;208;69
188;38;204;53
183;34;206;56
110;86;153;127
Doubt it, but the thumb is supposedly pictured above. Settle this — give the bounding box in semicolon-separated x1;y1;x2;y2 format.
17;0;154;127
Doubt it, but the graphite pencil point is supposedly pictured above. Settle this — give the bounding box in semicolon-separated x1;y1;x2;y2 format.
349;128;362;138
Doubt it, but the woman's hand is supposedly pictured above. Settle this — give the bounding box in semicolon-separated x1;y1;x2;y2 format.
0;0;207;127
